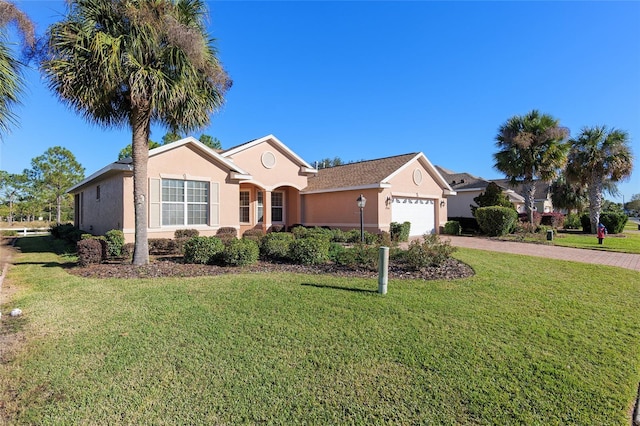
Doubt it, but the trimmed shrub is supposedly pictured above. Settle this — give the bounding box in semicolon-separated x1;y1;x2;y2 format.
260;232;294;261
540;213;565;229
174;229;199;239
448;217;480;233
443;221;462;236
377;231;393;248
183;236;224;264
148;238;174;254
122;243;134;260
50;223;75;239
518;211;542;226
330;228;347;243
216;227;238;238
242;229;264;242
580;213;592;233
390;221;411;242
345;229;362;243
289;236;330;265
77;239;103;267
476;207;518;236
105;229;125;257
336;243;379;270
292;226;332;241
222;238;259;266
564;213;582;230
599;212;628;234
268;224;286;233
404;234;456;269
328;242;347;263
0;230;17;236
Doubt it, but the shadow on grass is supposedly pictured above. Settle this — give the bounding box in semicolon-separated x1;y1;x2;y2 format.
15;235;76;256
12;261;75;269
301;282;377;294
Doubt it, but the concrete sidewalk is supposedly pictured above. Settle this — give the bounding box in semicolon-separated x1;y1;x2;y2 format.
430;236;640;272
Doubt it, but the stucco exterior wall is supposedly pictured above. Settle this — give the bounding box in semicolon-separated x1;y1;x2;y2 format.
447;190;481;218
120;144;241;243
303;188;381;233
78;173;126;236
225;141;309;191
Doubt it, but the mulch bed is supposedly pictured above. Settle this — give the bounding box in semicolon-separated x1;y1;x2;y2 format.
68;257;475;281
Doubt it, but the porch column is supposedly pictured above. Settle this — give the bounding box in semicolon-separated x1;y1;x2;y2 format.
263;190;272;232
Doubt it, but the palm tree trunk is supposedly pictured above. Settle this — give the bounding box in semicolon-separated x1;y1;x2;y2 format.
131;106;151;265
588;171;603;234
523;180;537;223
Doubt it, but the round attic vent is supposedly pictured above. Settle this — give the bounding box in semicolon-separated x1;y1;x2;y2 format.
413;168;423;185
261;151;276;169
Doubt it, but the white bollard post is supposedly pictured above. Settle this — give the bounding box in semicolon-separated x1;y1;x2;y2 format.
378;246;389;295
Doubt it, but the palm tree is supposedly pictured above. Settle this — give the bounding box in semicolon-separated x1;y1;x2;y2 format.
494;110;569;223
0;0;34;138
566;126;634;233
42;0;230;265
550;175;588;213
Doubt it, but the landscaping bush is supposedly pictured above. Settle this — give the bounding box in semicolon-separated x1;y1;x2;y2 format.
242;229;264;242
183;236;224;265
122;243;134;260
404;234;456;269
0;230;17;236
216;227;238;238
443;221;462;236
292;226;332;241
518;211;542;226
77;238;103;267
174;229;199;239
580;213;592;233
563;213;582;230
334;243;379;270
540;213;565;229
260;232;294;261
222;238;259;266
345;229;362;244
148;238;175;254
104;229;125;257
599;212;628;234
328;242;346;263
173;238;189;255
288;236;330;265
448;217;480;233
476;207;518;236
390;221;411;242
268;224;286;233
330;228;347;243
377;231;393;248
50;223;76;239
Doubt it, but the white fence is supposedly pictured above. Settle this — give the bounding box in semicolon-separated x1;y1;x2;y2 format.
2;227;50;236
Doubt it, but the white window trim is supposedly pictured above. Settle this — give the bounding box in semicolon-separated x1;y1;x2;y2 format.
239;190;250;224
161;179;209;227
271;191;285;224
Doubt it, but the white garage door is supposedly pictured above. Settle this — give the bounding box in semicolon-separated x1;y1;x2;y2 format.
391;197;436;236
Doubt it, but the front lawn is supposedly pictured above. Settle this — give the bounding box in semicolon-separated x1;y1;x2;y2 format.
1;236;640;424
553;222;640;254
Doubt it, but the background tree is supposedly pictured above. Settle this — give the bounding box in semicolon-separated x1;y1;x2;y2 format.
118;140;161;160
494;110;569;223
471;182;514;216
29;146;85;224
0;0;34;138
550;175;588;213
627;194;640;213
43;0;231;265
0;170;26;224
316;157;344;169
198;134;222;150
565;126;634;233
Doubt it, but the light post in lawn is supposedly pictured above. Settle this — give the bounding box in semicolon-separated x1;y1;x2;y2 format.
357;194;366;243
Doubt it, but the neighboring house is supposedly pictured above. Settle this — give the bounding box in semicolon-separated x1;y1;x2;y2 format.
68;135;455;242
435;166;525;218
490;179;554;214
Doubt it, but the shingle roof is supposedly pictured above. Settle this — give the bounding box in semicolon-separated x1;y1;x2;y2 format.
304;153;418;192
435;166;490;191
491;179;552;200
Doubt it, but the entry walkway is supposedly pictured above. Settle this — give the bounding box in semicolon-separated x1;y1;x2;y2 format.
435;236;640;272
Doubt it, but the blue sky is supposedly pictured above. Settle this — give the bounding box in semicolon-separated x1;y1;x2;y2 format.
3;1;639;202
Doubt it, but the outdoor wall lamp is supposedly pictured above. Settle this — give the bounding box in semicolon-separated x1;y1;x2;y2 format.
357;194;367;242
440;200;446;208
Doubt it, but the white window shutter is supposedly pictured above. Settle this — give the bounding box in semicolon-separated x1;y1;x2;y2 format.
210;182;219;225
149;178;161;228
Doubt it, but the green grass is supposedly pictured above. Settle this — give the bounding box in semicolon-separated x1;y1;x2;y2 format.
2;236;640;424
553;220;640;254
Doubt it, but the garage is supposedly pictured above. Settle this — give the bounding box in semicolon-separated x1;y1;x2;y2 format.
391;197;436;236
